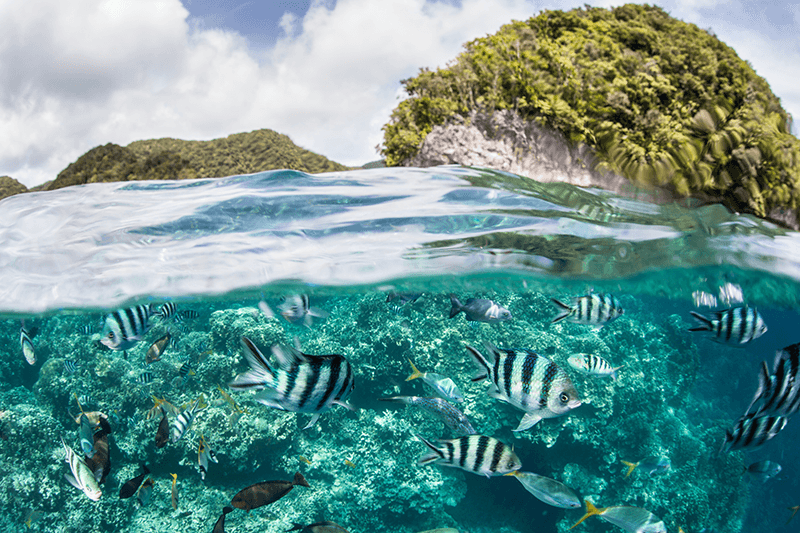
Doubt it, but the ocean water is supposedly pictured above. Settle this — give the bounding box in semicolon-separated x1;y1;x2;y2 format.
1;166;799;533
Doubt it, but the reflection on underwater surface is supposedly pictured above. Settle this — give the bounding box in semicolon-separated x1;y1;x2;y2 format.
1;166;800;533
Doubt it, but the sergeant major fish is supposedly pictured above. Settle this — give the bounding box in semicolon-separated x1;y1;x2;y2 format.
745;342;800;418
416;434;521;478
449;295;511;323
171;395;205;443
551;293;623;326
406;359;464;403
379;396;475;436
466;342;581;431
61;438;102;501
745;460;782;483
689;306;767;345
279;295;329;327
567;353;622;381
101;305;154;351
721;414;787;453
229;337;355;429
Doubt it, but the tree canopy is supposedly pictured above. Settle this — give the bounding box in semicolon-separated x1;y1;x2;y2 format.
381;4;800;221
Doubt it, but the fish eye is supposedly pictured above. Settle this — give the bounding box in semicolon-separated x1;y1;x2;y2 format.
107;332;114;339
559;392;569;403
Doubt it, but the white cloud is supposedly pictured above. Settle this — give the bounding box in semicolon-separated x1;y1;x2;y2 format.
0;0;798;187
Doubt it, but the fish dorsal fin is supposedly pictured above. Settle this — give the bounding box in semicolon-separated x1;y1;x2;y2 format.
272;343;308;368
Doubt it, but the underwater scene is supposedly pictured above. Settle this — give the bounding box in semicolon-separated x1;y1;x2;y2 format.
2;166;800;533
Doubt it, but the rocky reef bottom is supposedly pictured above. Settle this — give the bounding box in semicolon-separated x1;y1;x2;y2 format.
0;287;782;533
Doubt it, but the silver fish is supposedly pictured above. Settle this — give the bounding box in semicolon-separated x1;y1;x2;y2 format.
100;305;153;351
621;456;670;478
505;471;581;508
567;353;621;381
572;501;666;533
449;295;511;323
61;438;102;501
721;414;787;453
746;460;781;483
20;327;36;365
229;337;354;429
78;414;96;458
466;342;581;431
689;306;767;345
379;396;475;436
279;295;329;327
551;293;623;326
416;434;521;478
406;359;464;403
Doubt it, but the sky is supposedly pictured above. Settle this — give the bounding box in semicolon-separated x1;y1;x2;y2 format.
1;0;798;188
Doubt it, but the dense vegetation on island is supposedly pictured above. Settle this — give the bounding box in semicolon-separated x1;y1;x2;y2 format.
0;129;348;200
47;129;348;191
381;4;800;221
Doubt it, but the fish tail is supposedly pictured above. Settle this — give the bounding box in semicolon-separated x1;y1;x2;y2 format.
464;345;489;381
170;472;177;484
688;311;713;332
292;471;310;488
223;506;233;515
550;298;572;324
621;460;638;478
570;500;603;529
229;337;275;390
415;434;444;465
406;359;423;381
611;366;624;382
448;295;462;319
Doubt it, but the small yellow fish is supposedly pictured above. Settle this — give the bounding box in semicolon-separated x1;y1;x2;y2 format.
344;459;356;469
299;456;312;466
24;510;42;528
170;473;179;510
217;385;249;414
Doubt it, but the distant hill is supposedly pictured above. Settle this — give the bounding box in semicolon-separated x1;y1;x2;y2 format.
45;129;349;192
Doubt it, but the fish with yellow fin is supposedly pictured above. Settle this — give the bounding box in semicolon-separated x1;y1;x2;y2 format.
406;359;464;403
621;457;670;478
570;500;665;533
170;473;179;510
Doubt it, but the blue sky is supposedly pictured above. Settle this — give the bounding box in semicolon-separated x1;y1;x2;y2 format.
0;0;798;187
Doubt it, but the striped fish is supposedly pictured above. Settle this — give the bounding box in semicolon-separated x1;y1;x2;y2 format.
689;306;767;345
157;302;178;320
64;360;78;373
747;342;800;417
278;295;329;327
61;438;102;501
720;414;787;453
567;353;621;381
466;342;581;432
197;434;218;481
416;434;521;478
179;310;199;320
551;294;623;326
171;396;204;444
100;305;154;351
229;337;355;429
379;396;476;436
20;327;36;365
136;372;154;385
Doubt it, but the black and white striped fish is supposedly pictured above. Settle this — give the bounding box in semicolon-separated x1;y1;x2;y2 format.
171;396;205;444
64;360;78;373
567;353;621;381
179;360;194;381
720;414;788;453
197;434;218;481
228;337;355;429
746;342;800;418
551;294;623;326
136;372;154;385
689;306;767;345
157;302;178;320
278;295;329;327
100;305;154;351
379;396;476;436
416;434;521;478
466;342;581;432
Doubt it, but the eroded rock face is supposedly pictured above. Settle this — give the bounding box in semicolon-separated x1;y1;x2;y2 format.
404;110;687;206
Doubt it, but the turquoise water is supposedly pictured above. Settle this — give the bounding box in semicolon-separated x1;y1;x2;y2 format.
1;166;799;532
